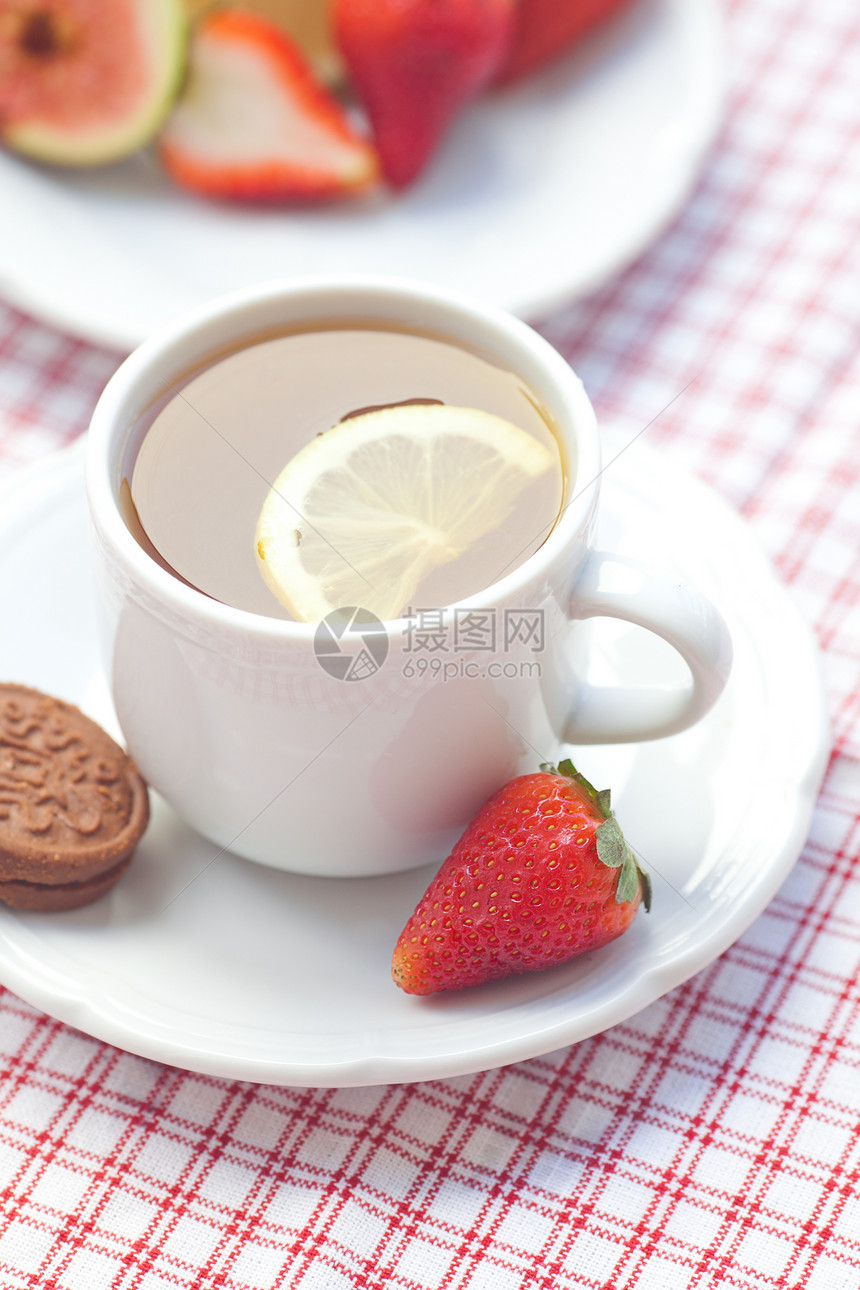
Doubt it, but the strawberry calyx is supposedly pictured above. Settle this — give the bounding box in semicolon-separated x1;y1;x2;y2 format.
540;758;652;912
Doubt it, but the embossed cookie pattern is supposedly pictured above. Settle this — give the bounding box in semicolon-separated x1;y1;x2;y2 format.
0;684;149;903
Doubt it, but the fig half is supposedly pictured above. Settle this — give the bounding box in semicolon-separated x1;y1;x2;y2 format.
0;0;187;166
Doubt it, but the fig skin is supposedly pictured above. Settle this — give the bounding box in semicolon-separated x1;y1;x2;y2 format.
0;0;188;167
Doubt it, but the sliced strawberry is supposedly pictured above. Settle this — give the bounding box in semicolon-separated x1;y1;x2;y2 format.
495;0;635;85
158;7;379;202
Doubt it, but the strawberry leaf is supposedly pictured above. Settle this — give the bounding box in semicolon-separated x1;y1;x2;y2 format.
616;855;639;904
597;816;652;910
542;760;652;911
639;868;653;913
553;759;610;817
595;816;627;868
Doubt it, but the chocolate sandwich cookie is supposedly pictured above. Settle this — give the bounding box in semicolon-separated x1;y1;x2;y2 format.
0;684;149;911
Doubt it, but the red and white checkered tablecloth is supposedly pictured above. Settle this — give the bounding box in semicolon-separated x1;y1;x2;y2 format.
2;0;860;1286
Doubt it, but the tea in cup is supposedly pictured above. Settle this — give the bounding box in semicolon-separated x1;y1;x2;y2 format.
124;318;565;621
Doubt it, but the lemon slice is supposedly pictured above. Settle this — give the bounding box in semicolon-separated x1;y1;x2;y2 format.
254;403;555;622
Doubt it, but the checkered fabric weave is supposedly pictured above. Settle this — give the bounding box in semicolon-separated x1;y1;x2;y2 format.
1;1;859;1287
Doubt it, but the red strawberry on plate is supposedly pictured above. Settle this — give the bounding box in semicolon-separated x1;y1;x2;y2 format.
334;0;517;188
392;758;650;995
158;7;379;202
495;0;635;85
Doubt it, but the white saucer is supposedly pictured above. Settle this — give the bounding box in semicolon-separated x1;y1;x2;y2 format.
0;440;827;1087
0;0;722;348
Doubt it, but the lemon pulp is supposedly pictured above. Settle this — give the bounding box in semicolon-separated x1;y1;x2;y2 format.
254;403;555;622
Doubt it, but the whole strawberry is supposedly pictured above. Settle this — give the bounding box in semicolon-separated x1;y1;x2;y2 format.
392;759;650;994
495;0;635;85
334;0;516;188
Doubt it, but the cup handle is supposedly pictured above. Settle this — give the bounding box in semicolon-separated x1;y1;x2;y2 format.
564;550;733;744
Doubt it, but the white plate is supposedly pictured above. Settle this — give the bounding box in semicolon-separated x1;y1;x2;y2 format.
0;439;828;1087
0;0;723;350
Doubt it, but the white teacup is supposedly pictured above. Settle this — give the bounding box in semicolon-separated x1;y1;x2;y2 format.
86;276;731;877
